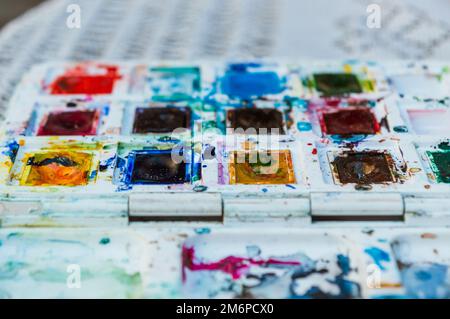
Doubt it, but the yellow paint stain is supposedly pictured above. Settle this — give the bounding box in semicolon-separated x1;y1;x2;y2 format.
229;150;296;185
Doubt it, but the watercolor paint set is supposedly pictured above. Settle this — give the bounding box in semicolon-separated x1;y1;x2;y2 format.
0;60;449;227
0;60;449;299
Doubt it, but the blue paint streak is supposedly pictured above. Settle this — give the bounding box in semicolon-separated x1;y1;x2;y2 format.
329;134;368;144
364;247;390;271
99;155;116;172
194;228;211;235
2;140;20;163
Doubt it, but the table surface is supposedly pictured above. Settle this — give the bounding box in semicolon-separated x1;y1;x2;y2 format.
0;0;449;120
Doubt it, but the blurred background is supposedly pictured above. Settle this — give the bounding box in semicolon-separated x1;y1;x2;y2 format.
0;0;449;117
0;0;44;28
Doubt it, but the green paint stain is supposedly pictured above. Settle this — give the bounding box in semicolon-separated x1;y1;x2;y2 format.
0;261;28;279
438;141;450;151
30;268;70;282
99;237;110;245
312;73;363;96
6;232;21;240
427;150;450;183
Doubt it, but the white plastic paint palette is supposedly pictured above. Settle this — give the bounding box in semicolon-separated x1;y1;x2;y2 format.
391;233;450;299
182;231;365;299
0;228;146;298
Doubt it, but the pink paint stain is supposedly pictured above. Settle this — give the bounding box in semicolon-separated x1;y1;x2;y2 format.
182;246;301;282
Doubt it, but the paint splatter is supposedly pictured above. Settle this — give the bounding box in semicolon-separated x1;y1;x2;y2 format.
364;247;390;270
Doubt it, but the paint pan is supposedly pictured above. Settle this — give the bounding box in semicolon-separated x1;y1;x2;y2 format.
36;110;100;136
212;100;293;137
332;151;396;185
0;229;145;298
182;231;364;298
313;73;363;97
210;62;300;102
427;150;450;184
228;150;296;185
391;233;450;298
220;63;283;99
6;137;106;189
120;102;199;140
390;98;450;135
303;138;416;192
415;139;450;184
129;65;201;101
301;61;389;99
132;107;191;134
126;150;189;185
20;150;94;186
113;139;198;189
47;63;122;95
2;99;123;137
210;135;305;188
295;99;390;140
226;107;286;135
